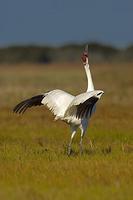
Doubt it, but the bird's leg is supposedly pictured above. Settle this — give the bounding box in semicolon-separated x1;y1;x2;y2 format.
68;131;76;156
80;131;85;155
80;136;83;155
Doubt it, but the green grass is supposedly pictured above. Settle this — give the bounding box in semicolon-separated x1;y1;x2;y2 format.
0;62;133;200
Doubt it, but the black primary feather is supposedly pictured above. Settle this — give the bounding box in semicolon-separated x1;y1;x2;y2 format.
76;96;98;119
13;94;45;114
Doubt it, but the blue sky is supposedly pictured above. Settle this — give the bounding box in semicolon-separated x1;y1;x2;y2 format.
0;0;133;47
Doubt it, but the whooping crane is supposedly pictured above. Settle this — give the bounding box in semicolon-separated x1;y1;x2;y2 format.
13;45;104;155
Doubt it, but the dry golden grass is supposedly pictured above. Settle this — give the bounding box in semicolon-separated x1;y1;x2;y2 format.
0;62;133;200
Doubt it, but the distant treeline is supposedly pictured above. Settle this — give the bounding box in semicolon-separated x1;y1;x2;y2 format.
0;43;133;64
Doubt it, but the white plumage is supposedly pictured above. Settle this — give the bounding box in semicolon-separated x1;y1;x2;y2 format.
13;45;104;155
41;89;74;120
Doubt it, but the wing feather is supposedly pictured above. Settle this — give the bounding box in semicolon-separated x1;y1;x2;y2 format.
76;97;98;119
41;90;74;119
13;94;45;114
64;92;98;119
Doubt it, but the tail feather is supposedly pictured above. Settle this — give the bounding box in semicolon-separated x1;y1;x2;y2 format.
13;94;45;114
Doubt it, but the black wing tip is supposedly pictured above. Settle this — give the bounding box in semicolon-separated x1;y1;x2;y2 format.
76;96;99;119
13;100;28;114
13;94;45;114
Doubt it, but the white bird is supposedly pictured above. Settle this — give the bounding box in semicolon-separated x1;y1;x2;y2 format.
13;45;104;155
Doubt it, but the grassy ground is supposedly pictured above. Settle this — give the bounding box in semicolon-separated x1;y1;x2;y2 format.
0;62;133;200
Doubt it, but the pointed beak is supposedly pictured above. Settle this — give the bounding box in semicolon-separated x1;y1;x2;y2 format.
85;44;88;53
84;45;88;57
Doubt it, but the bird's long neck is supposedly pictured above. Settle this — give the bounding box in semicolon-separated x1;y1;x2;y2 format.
84;63;94;92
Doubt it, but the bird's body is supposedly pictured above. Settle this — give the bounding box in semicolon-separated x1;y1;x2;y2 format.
13;45;104;154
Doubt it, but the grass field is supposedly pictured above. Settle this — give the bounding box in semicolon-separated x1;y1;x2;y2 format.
0;62;133;200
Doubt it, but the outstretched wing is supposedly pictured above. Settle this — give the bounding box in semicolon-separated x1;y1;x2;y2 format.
13;90;74;118
64;92;98;119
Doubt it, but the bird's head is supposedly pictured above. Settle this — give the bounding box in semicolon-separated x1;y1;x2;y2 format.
81;45;89;65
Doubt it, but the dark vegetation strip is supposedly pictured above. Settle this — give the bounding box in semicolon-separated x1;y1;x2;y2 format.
0;42;133;64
